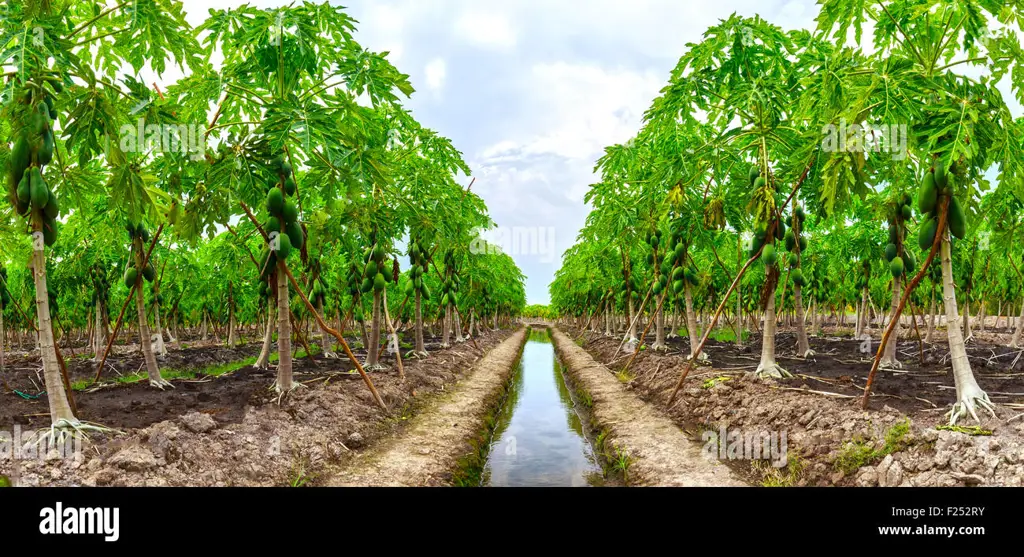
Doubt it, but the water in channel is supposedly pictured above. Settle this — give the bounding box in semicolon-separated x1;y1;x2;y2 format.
482;329;601;487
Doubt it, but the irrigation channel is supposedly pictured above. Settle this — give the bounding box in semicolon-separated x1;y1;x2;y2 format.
481;328;603;487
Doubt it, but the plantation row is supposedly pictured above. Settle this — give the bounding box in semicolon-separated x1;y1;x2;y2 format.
0;2;526;433
551;1;1024;425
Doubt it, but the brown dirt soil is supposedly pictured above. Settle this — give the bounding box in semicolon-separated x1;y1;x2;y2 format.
563;323;1024;487
549;327;744;486
0;329;516;486
327;328;528;486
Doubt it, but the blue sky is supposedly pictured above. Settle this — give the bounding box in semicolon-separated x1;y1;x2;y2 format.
177;1;1020;305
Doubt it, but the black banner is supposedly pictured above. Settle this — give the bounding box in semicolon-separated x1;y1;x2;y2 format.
0;487;1009;547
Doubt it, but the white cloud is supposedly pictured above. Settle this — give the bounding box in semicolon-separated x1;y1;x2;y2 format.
454;10;517;49
476;62;663;176
424;58;447;92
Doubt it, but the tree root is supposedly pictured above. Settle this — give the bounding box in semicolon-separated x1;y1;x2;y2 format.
880;357;903;370
149;377;175;390
753;362;791;379
38;419;117;449
948;387;996;425
801;349;816;358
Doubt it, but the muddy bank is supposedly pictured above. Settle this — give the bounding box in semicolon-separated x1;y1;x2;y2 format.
0;329;516;486
549;327;744;486
564;327;1024;487
327;327;528;486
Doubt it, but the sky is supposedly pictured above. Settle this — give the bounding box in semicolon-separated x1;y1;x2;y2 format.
171;0;1020;305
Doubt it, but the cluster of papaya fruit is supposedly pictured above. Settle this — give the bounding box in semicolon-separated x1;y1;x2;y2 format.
0;267;9;310
784;207;810;287
438;249;460;308
885;194;917;279
264;154;304;262
149;284;165;307
917;161;965;249
647;229;697;297
123;221;157;288
854;259;871;292
8;80;61;246
405;230;432;300
90;263;109;305
359;232;391;295
308;277;328;308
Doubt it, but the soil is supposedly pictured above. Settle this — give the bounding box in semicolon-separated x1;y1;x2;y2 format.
549;327;745;486
327;328;528;486
0;328;517;486
562;322;1024;487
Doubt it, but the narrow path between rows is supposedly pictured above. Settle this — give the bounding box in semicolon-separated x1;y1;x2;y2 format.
327;327;528;486
549;327;746;486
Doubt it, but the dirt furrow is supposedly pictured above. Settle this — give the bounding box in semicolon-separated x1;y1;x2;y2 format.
327;327;528;486
549;327;745;486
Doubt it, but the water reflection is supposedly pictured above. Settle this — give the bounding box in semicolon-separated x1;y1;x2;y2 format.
483;329;600;487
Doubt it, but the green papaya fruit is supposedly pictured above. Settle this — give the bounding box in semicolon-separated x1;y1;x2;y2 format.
142;264;155;282
372;245;385;262
124;268;139;288
652;282;663;296
284;177;296;196
43;189;58;220
17;173;30;204
29;169;48;210
267;188;284;215
901;204;912;221
749;166;760;185
277;233;293;259
791;268;804;287
948;196;966;239
282;201;298;224
799;237;807;251
754;177;766;189
762;244;777;266
38;130;53;166
360;277;373;293
285;221;304;250
672;279;683;294
889;257;904;278
934;163;948;191
884;243;897;262
11;137;30;183
373;273;386;292
903;249;917;275
267;216;281;233
784;230;795;251
42;219;57;246
918;172;936;214
775;220;786;241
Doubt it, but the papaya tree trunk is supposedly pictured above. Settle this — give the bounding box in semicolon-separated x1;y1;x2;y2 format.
441;304;451;348
881;276;901;368
91;297;107;360
454;305;465;343
794;283;813;357
366;291;382;366
133;240;165;388
940;232;992;423
153;301;167;357
755;272;787;378
414;291;428;357
275;263;293;392
255;299;274;370
317;298;336;358
1010;298;1024;348
684;282;703;361
926;289;936;343
31;242;76;424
